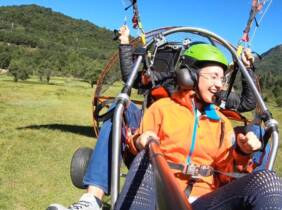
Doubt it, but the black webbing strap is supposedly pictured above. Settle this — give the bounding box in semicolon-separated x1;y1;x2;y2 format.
213;170;247;179
221;64;239;107
167;162;184;171
93;99;115;122
184;178;197;198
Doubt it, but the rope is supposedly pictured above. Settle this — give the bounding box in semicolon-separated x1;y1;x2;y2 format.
249;0;273;45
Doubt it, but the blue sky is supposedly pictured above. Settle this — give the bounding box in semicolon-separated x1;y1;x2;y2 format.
0;0;281;54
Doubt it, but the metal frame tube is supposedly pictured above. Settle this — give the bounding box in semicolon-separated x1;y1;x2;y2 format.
123;56;144;94
268;131;279;169
149;141;192;210
110;103;124;206
111;55;143;207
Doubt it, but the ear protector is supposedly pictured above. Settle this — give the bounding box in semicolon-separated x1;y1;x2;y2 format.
176;64;198;90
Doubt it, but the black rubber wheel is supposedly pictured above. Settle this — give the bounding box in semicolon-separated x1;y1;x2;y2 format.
70;147;93;189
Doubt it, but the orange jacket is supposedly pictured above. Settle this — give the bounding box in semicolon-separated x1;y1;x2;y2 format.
128;90;253;198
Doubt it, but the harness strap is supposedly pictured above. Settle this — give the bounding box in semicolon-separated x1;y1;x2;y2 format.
94;99;115;122
213;169;247;179
168;162;247;178
168;162;247;198
220;65;239;109
184;178;197;198
168;162;213;177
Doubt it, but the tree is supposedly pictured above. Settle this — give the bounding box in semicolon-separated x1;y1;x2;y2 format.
273;86;282;98
8;59;30;82
83;60;103;87
275;96;282;107
39;60;53;83
0;5;117;82
0;52;11;69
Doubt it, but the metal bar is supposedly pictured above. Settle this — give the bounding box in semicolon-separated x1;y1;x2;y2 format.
124;55;143;93
267;131;279;170
111;103;124;206
110;55;144;208
148;141;192;210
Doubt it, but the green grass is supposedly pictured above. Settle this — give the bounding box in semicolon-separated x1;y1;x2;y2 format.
0;75;96;210
0;74;281;209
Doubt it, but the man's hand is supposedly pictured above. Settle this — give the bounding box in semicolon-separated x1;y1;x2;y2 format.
241;48;255;68
119;25;130;44
237;131;262;154
135;131;159;151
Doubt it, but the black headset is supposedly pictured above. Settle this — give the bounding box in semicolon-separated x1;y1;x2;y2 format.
175;41;209;90
176;64;198;90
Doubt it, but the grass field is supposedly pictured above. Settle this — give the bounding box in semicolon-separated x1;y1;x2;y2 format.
0;75;281;210
0;75;99;210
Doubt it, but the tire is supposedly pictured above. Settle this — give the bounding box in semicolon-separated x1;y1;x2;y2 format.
70;147;93;189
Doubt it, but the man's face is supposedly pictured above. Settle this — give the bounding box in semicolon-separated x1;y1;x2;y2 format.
197;65;225;103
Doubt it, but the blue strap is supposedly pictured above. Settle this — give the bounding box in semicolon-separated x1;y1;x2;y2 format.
185;103;220;165
186;101;199;165
205;104;221;121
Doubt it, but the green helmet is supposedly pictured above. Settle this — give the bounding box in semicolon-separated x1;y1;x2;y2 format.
183;43;228;70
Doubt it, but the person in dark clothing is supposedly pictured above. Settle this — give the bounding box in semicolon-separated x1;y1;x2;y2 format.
47;26;261;210
215;48;257;112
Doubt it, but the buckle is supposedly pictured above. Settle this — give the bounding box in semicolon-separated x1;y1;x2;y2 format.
199;165;214;177
183;164;214;177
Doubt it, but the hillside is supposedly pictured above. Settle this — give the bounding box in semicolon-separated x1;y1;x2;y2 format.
0;4;118;85
256;44;282;75
0;4;281;101
255;44;282;104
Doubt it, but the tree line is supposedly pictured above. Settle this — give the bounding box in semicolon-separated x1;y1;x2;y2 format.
0;5;281;106
255;45;282;107
0;4;118;86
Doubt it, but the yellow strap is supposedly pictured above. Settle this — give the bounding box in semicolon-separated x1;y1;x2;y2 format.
237;45;243;56
138;21;143;29
140;33;146;45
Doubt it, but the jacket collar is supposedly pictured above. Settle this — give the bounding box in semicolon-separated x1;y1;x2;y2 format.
171;90;194;111
171;90;221;121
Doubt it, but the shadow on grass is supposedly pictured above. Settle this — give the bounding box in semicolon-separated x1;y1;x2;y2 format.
18;124;97;138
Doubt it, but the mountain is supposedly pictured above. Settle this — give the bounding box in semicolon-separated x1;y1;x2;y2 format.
0;4;281;101
0;4;118;84
255;44;282;104
256;44;282;76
